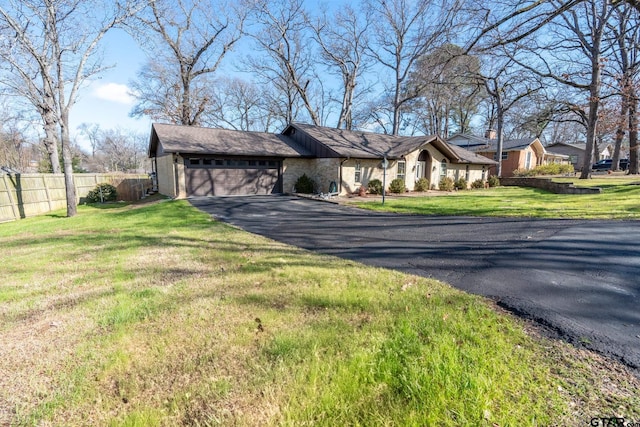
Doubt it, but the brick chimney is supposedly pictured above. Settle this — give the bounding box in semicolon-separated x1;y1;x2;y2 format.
484;129;497;140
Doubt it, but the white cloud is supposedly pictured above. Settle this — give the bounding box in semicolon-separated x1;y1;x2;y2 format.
93;82;136;104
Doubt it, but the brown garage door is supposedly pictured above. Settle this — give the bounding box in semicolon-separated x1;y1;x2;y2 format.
186;159;282;196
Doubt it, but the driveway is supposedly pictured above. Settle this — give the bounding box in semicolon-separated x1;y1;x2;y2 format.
190;195;640;373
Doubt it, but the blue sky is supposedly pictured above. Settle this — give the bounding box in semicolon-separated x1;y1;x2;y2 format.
70;29;151;150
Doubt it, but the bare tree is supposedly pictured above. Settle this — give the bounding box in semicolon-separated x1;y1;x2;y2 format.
407;44;484;137
207;77;278;131
609;4;640;173
478;55;543;176
246;0;323;126
0;0;139;216
77;123;102;158
364;0;464;135
129;0;247;126
509;0;615;179
309;5;372;130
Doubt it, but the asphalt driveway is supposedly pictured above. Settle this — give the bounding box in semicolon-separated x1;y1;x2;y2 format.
190;195;640;373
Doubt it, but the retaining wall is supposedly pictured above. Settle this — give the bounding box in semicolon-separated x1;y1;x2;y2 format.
500;177;602;194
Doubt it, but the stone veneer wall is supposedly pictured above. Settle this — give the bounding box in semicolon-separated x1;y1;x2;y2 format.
501;177;601;194
282;158;316;193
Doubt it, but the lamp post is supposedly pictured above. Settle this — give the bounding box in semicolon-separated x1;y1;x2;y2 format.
382;156;388;205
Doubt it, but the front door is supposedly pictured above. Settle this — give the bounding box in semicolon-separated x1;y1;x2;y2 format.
416;161;425;180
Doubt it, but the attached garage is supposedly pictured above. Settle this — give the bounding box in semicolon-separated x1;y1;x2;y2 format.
185;158;282;196
148;123;311;198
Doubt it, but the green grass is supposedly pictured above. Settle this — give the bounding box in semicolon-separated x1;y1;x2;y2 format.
352;176;640;219
0;197;638;426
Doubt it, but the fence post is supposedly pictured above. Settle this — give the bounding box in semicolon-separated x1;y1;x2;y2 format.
42;175;54;211
2;174;19;221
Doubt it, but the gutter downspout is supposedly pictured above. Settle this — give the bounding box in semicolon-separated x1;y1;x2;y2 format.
339;157;349;194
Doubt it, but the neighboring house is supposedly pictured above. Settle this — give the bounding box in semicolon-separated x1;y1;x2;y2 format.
544;142;587;171
148;122;496;198
545;142;628;172
447;133;569;177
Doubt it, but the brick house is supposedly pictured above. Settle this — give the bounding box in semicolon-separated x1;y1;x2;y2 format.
149;123;496;198
448;134;569;177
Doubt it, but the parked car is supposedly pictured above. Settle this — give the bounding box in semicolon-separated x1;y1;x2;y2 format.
591;158;629;171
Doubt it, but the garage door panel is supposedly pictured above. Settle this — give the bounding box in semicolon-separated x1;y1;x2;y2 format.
186;164;281;196
186;169;215;197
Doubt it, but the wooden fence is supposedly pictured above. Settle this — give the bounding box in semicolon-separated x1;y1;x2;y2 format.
0;173;153;223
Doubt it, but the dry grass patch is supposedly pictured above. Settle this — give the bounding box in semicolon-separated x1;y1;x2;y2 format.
1;199;638;426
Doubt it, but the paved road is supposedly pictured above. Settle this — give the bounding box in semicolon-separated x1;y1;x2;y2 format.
190;195;640;373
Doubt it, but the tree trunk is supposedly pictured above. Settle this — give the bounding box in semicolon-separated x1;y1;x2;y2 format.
579;52;602;179
42;104;61;174
629;88;639;174
496;98;504;178
612;90;628;171
60;111;77;217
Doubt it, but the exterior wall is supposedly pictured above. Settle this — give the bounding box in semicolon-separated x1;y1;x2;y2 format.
175;155;187;198
427;146;455;189
546;145;585;171
342;158;387;194
282;158;315;193
314;158;342;193
156;154;178;198
476;148;540;178
283;158;341;194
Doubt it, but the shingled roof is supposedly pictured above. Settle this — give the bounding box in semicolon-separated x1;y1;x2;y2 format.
149;122;495;165
284;123;492;164
448;134;541;153
149;123;313;158
284;122;444;159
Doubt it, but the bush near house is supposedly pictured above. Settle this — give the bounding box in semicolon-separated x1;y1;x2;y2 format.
439;176;455;191
367;179;383;195
389;178;406;194
513;164;574;177
454;177;468;190
294;174;316;193
414;177;429;192
85;183;117;203
471;179;486;189
488;175;500;187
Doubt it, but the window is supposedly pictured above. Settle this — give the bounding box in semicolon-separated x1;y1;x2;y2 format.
189;158;201;166
355;162;362;182
494;152;508;161
465;165;470;181
397;160;406;181
202;159;212;165
440;159;447;179
525;151;532;169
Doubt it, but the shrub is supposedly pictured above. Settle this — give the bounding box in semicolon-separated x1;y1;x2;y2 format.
86;183;117;203
454;177;467;190
513;164;575;177
389;178;406;194
471;179;485;189
414;177;429;192
488;175;500;187
438;176;454;191
294;174;315;194
368;179;383;195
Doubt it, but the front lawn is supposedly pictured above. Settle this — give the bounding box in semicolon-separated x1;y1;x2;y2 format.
352;177;640;219
1;199;638;426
